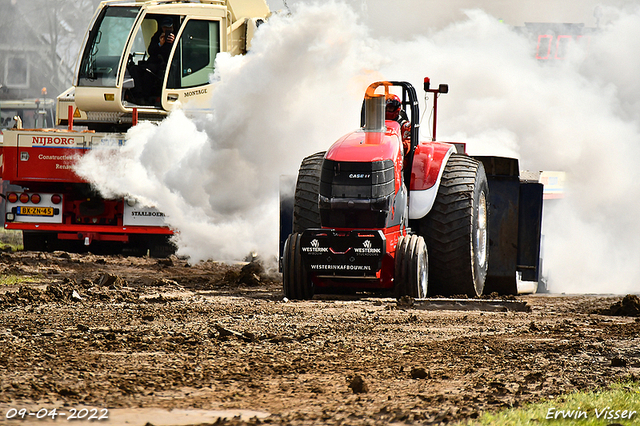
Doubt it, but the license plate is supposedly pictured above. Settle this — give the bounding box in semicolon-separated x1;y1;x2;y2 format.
16;206;54;217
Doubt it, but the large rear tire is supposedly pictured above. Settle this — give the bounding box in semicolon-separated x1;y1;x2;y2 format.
420;154;488;297
293;151;325;233
282;233;314;300
394;235;428;299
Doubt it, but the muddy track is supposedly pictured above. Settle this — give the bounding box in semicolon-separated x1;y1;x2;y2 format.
0;251;639;425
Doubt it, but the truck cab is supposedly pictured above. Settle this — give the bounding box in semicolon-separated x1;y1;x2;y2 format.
58;0;269;131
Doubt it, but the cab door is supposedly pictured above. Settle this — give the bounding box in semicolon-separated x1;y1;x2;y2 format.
121;13;184;108
162;18;223;111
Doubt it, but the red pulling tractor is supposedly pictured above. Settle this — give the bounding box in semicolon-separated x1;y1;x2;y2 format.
280;79;543;298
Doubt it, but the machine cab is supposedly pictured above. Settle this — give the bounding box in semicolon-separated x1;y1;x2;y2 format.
63;0;268;130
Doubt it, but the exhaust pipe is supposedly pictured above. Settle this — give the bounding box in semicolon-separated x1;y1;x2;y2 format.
363;94;385;133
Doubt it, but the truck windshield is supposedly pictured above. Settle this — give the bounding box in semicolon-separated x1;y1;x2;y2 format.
77;6;140;87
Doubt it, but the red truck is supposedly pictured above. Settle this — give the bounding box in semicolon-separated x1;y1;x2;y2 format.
0;128;174;255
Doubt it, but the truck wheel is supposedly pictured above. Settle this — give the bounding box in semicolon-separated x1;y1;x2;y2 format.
394;235;428;299
149;236;177;258
293;151;325;232
22;231;48;252
421;154;488;297
282;233;314;300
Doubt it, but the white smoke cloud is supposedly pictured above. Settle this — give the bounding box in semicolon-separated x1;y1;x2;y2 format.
77;2;380;262
76;1;640;293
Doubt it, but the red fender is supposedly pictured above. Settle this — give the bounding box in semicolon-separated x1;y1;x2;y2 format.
410;141;455;190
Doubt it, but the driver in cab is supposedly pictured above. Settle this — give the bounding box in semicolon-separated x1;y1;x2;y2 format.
148;17;175;64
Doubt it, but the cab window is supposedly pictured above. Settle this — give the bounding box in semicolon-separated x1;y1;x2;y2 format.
78;6;140;87
167;20;220;89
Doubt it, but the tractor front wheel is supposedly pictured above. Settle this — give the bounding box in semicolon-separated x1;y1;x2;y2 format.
394;235;428;299
282;233;314;300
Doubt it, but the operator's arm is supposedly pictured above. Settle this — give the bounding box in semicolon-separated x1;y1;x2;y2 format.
397;114;411;154
148;32;162;58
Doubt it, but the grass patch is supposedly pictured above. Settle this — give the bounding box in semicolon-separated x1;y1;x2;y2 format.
0;274;39;286
0;228;22;251
459;381;640;425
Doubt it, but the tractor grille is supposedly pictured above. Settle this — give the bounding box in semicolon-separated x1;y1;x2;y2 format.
320;159;394;199
319;159;395;229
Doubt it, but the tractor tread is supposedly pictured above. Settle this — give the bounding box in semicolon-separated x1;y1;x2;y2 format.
421;154;488;297
293;152;325;233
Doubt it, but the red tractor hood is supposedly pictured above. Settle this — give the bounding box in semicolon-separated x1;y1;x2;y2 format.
325;121;403;163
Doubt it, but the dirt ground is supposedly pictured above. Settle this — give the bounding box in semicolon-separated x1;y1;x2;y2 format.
1;250;639;425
